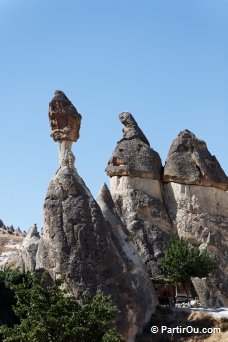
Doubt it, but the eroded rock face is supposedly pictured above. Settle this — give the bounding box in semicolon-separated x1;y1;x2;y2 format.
18;225;40;273
97;183;157;284
36;164;156;340
164;182;228;306
106;113;173;277
163;130;228;306
163;129;228;191
109;177;173;277
106;112;162;180
164;179;228;306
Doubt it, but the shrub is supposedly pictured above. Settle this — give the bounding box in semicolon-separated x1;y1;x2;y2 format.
0;271;121;342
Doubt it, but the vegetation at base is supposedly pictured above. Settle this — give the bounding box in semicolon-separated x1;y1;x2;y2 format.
0;270;121;342
0;269;25;327
160;237;218;285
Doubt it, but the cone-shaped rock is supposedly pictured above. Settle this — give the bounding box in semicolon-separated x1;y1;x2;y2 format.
163;129;228;190
106;112;162;180
163;130;228;306
105;113;173;277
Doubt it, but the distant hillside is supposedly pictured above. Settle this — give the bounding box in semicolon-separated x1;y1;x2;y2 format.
0;222;25;269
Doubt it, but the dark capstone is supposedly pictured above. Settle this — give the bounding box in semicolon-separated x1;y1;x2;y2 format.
119;112;150;146
163;130;228;190
49;90;82;142
106;138;162;179
106;112;162;179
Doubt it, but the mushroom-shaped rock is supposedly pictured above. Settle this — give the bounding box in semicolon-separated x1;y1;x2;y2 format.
49;90;81;168
163;130;228;190
106;112;162;180
49;90;81;142
32;97;157;340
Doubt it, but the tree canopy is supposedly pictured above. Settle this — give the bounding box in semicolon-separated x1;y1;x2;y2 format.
0;270;121;342
159;237;218;284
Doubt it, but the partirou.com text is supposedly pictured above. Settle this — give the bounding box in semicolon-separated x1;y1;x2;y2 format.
150;325;221;335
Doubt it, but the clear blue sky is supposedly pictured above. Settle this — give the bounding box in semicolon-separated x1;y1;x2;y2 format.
0;0;227;231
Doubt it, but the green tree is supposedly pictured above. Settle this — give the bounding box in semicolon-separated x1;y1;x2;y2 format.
0;269;25;328
0;271;121;342
160;238;218;297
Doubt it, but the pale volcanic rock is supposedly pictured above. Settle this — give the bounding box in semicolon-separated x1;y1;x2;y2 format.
163;129;228;305
0;220;25;269
109;176;173;276
96;183;158;338
106;112;162;180
163;129;228;190
18;224;40;273
97;182;157;286
106;113;173;277
164;182;228;306
0;233;24;269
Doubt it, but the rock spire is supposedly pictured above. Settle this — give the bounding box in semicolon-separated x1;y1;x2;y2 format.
34;95;157;340
48;90;82;168
105;113;173;277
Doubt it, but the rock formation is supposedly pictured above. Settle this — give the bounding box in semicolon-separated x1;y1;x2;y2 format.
18;224;40;273
163;130;228;306
106;112;173;277
49;90;81;142
163;129;228;191
49;90;82;168
106;112;161;179
18;91;157;341
16;96;227;339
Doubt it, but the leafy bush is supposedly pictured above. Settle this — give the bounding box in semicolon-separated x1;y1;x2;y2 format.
0;271;121;342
